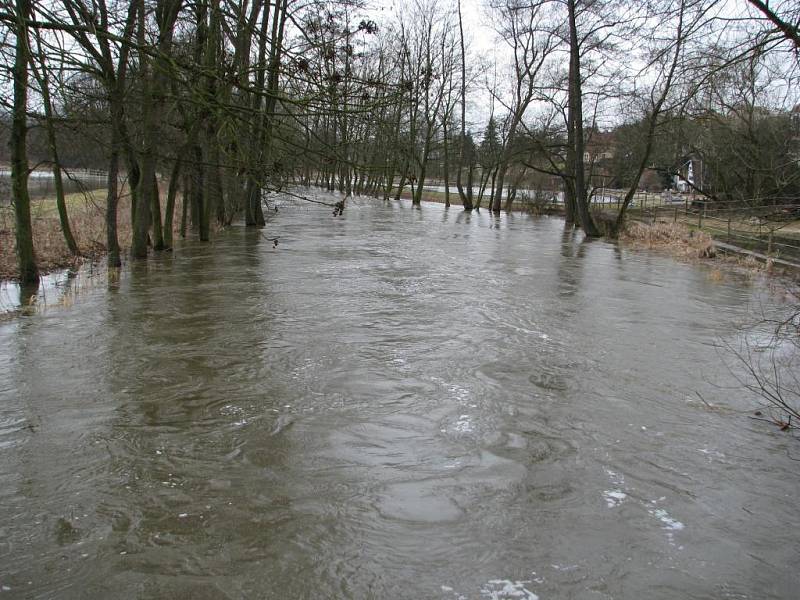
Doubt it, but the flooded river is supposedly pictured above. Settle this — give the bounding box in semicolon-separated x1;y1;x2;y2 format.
0;196;797;599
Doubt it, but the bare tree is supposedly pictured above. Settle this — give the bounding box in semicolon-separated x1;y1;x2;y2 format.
407;0;455;206
746;0;800;50
27;20;79;255
614;0;693;231
455;0;473;209
488;0;558;213
57;0;139;268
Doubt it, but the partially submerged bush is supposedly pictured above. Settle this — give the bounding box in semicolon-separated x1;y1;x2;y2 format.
621;221;716;259
729;299;800;432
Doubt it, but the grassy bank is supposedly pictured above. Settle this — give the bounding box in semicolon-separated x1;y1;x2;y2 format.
2;189;147;281
2;191;104;280
620;221;716;259
618;220;800;279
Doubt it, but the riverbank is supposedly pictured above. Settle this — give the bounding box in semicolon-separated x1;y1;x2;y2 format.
630;218;800;274
0;188;182;281
0;190;112;280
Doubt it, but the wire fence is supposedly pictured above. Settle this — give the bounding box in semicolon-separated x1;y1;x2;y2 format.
619;199;800;263
516;187;800;263
0;169;108;205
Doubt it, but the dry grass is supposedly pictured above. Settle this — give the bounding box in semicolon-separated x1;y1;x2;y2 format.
1;187;180;281
620;221;717;259
1;191;117;280
620;220;800;283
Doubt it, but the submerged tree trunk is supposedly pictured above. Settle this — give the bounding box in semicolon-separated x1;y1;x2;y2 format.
163;156;182;249
105;106;123;267
413;134;433;206
465;162;475;207
131;0;181;257
244;79;266;225
151;173;165;250
180;174;190;239
11;0;38;285
492;162;508;213
504;179;517;212
564;55;577;229
443;121;451;208
455;0;472;210
567;0;600;237
131;0;153;258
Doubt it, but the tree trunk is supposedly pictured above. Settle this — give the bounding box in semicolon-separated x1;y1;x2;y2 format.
131;0;154;258
465;159;475;208
163;155;183;249
504;181;517;212
455;0;472;209
413;133;433;206
568;0;600;236
151;173;165;250
564;65;577;228
44;129;78;256
11;0;38;284
105;109;123;268
180;174;189;238
746;0;800;49
443;121;451;208
492;162;507;213
207;144;225;226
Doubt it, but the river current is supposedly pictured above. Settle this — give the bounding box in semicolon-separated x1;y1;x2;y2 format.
0;194;797;599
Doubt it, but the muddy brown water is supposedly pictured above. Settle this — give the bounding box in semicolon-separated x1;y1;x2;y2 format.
0;194;797;599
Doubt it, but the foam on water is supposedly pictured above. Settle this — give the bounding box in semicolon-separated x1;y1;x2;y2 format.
603;490;628;508
603;467;629;507
650;508;685;531
480;579;539;600
454;415;475;433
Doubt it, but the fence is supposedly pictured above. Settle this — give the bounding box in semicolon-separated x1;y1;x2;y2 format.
516;187;800;262
0;168;108;205
621;198;800;263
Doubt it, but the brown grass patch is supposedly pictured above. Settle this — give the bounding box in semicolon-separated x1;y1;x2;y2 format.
620;220;800;283
1;187;181;281
620;221;716;259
